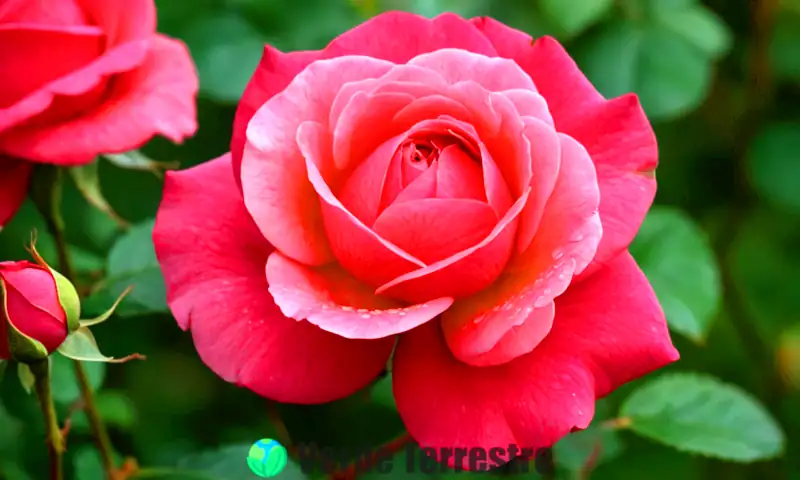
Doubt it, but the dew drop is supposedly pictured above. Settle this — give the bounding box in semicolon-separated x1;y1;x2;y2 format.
552;249;565;260
361;314;372;319
341;306;354;312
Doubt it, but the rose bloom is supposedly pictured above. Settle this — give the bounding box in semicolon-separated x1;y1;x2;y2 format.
0;261;69;359
154;12;678;468
0;0;198;226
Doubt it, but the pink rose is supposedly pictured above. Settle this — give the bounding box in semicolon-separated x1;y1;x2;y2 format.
154;12;678;469
0;0;199;226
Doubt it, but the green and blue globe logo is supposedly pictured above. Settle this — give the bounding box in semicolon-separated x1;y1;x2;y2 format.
247;438;288;478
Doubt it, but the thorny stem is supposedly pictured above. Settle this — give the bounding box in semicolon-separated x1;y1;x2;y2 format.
31;359;65;480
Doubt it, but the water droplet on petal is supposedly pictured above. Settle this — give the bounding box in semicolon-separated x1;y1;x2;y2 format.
552;249;565;260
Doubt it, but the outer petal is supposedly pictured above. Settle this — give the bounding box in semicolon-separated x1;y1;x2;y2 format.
441;135;601;365
266;252;452;339
0;0;89;26
75;0;156;45
0;159;32;227
242;57;394;266
0;35;198;165
392;252;679;470
231;11;497;180
153;154;393;404
472;19;658;278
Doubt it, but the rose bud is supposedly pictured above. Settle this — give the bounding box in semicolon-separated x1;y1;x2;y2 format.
0;260;80;363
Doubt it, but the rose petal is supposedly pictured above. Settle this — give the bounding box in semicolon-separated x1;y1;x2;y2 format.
392;252;679;470
435;145;486;201
375;189;528;303
1;0;89;26
0;25;104;108
0;35;197;164
242;56;394;266
153;154;393;404
471;20;658;279
267;252;453;339
441;134;600;366
373;198;497;265
0;159;32;227
232;11;497;183
75;0;157;45
326;12;496;62
304;138;427;288
407;48;535;92
232;47;324;182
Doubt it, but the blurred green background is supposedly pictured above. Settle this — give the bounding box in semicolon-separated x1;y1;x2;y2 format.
2;0;800;479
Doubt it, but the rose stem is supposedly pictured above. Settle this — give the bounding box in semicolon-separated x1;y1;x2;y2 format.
30;359;65;480
329;432;413;480
30;165;123;479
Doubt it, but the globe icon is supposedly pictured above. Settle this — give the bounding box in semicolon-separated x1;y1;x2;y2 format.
247;438;288;478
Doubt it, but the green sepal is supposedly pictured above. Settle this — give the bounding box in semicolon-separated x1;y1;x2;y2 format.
69;161;130;228
27;236;81;333
17;363;35;394
1;281;50;363
79;286;133;328
58;327;145;364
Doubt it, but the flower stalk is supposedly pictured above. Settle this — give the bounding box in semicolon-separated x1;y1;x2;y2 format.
30;164;124;480
30;359;65;480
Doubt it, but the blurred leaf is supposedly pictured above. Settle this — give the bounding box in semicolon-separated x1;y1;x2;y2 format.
379;0;489;18
540;0;614;38
182;12;268;103
0;360;5;382
747;123;800;213
629;206;721;342
73;445;122;480
655;7;732;58
0;463;33;480
0;400;23;453
16;364;34;395
577;20;711;120
142;444;308;479
50;353;105;405
71;391;137;431
69;162;130;228
771;13;800;80
728;210;800;342
98;219;168;316
620;373;785;461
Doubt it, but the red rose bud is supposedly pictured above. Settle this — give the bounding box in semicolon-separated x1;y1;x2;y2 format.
0;260;80;363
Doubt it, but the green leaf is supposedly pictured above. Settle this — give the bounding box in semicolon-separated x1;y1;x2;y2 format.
620;373;785;461
655;6;732;58
71;391;137;431
73;445;122;480
577;19;713;120
630;206;721;342
50;353;105;405
746;123;800;213
97;219;168;316
540;0;614;37
16;363;34;394
182;13;269;103
69;162;130;228
104;151;179;178
57;327;144;363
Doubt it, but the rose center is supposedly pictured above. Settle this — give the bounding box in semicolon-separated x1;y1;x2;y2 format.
396;133;478;187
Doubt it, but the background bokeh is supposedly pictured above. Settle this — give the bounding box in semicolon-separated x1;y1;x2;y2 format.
1;0;799;479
